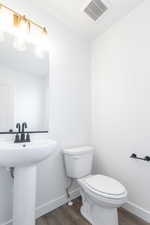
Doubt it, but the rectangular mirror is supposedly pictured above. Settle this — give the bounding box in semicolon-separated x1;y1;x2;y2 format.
0;33;49;133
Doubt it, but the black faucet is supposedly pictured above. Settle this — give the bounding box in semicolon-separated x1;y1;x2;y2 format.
14;123;21;143
21;122;27;142
22;122;27;133
14;122;31;143
16;123;21;133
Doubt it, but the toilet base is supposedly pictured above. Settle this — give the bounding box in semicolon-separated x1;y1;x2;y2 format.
80;191;119;225
81;204;93;224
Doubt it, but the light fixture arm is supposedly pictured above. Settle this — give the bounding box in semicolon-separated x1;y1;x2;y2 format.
0;3;48;34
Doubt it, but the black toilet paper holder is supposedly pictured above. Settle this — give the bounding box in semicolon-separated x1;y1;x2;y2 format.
130;153;150;162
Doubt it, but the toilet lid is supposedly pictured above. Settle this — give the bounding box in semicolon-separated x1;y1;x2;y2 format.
85;175;126;196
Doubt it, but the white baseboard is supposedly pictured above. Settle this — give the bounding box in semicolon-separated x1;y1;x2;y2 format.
36;188;80;218
123;201;150;223
0;188;80;225
2;190;149;225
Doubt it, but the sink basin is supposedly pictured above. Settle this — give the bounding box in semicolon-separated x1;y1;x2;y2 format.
0;139;57;167
0;138;57;225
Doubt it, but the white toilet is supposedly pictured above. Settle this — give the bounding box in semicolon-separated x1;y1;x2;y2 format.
63;146;128;225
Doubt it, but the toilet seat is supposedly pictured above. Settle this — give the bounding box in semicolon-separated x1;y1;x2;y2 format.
80;175;127;199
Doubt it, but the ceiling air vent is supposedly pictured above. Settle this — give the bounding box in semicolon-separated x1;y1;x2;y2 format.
84;0;107;21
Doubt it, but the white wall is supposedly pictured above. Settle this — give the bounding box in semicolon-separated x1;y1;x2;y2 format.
92;0;150;222
0;1;91;224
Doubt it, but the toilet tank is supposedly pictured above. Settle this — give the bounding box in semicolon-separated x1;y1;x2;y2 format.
63;146;94;179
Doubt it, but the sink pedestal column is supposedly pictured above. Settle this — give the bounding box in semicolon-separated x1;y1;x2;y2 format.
13;166;36;225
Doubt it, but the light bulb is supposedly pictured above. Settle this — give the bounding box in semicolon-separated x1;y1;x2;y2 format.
13;16;29;39
39;28;49;52
30;25;49;49
35;36;49;58
13;16;29;51
27;23;38;44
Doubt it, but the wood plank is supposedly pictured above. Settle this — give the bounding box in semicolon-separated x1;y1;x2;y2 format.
118;208;149;225
36;216;48;225
36;198;149;225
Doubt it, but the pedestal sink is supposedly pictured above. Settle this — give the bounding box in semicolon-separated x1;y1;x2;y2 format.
0;139;57;225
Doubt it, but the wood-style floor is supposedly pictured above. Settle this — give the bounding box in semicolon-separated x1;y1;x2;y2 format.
36;198;149;225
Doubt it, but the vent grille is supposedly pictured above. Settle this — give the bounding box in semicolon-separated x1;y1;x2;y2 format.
84;0;107;21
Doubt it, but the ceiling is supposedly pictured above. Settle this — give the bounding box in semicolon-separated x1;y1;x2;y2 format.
34;0;144;41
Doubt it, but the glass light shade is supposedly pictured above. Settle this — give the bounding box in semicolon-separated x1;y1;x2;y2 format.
29;25;49;49
13;16;29;38
13;16;29;51
39;29;49;52
28;24;42;44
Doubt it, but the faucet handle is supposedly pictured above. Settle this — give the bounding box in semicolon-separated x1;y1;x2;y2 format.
16;123;21;133
22;122;27;133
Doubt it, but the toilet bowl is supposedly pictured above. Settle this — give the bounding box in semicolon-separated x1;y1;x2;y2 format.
78;175;127;225
63;146;128;225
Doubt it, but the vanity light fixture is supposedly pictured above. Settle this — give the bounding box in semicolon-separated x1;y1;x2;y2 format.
0;3;49;57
